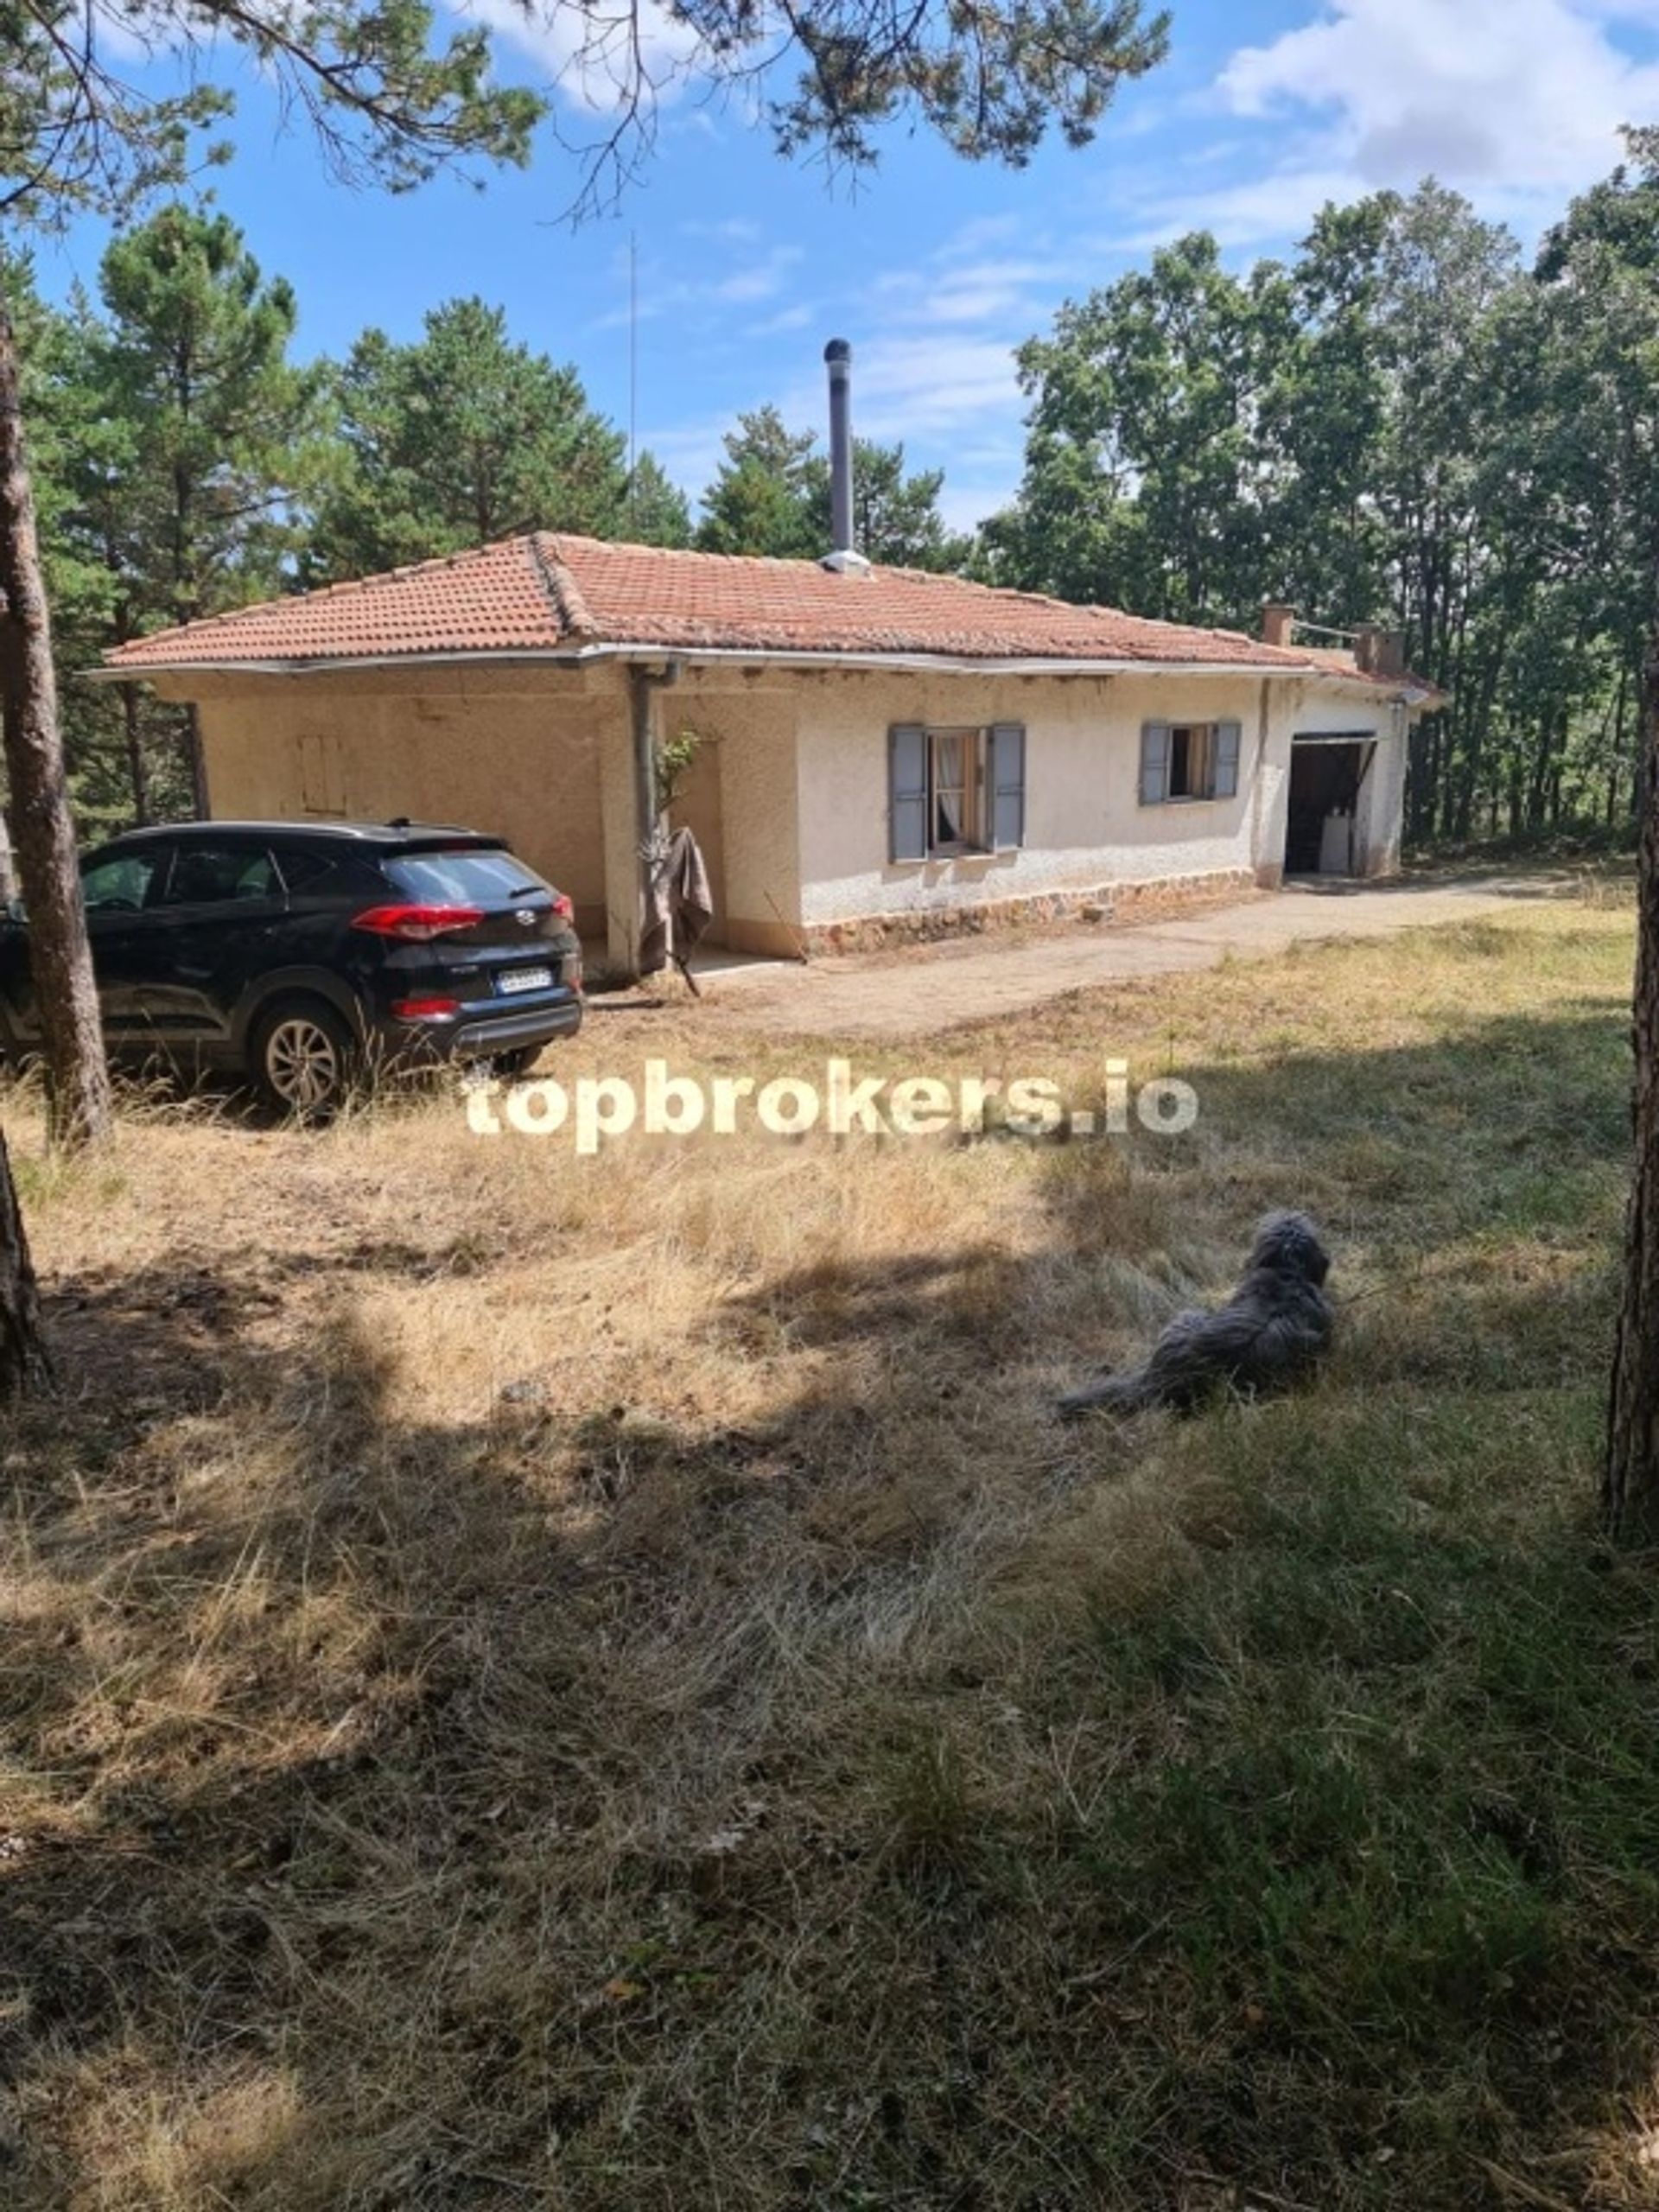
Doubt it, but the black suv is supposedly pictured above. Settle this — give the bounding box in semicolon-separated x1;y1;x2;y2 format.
0;820;584;1116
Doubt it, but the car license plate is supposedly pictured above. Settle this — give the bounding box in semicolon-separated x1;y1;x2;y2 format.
498;965;552;995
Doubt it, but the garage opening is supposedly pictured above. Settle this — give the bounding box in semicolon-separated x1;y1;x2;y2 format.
1286;734;1376;877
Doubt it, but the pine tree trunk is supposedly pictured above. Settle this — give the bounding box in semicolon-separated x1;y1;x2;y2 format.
1605;607;1659;1544
121;683;150;824
0;1126;51;1400
183;703;208;818
0;277;112;1149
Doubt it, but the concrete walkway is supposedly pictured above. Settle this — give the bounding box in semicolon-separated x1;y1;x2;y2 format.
691;872;1576;1038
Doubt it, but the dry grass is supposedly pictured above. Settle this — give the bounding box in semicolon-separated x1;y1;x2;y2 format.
3;888;1658;2209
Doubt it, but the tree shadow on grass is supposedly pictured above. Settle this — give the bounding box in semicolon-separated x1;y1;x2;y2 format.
3;1002;1655;2209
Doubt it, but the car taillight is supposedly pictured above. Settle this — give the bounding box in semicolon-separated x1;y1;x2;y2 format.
391;995;461;1020
353;904;483;941
550;892;574;924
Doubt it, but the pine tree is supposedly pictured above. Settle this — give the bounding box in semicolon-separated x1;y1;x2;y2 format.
696;408;822;559
57;207;323;815
308;300;626;576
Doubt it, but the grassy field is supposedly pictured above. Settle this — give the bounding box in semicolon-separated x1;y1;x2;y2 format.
4;881;1658;2209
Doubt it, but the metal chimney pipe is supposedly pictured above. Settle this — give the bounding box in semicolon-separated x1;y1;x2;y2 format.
825;338;854;557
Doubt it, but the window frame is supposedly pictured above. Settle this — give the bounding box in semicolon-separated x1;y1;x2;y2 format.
889;721;1027;864
1167;724;1215;803
79;850;162;917
154;841;283;910
927;726;985;857
1139;719;1242;808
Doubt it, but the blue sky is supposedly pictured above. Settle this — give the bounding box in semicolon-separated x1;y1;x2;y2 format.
36;0;1659;533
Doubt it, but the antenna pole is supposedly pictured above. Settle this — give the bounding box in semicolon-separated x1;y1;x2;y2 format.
628;230;639;524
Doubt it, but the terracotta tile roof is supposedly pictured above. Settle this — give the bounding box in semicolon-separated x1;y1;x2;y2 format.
102;532;1412;689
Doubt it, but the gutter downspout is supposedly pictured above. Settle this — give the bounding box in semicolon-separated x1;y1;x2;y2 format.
627;658;681;979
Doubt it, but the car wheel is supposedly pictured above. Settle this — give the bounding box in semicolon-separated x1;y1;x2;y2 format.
250;998;357;1121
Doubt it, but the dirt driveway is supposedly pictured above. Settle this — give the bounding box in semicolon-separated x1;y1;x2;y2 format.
679;870;1586;1039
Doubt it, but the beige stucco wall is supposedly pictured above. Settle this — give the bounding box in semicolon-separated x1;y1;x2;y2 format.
162;659;806;962
692;677;801;954
163;663;626;939
150;656;1408;960
790;668;1351;928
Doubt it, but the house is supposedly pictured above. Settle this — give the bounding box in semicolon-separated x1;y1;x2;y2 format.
99;535;1440;970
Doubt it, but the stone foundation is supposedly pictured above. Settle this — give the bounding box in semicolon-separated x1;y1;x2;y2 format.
802;867;1259;957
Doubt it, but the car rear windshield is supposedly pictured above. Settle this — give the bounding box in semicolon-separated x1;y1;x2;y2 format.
383;848;549;905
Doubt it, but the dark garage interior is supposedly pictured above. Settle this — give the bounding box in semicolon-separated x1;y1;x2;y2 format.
1285;736;1373;876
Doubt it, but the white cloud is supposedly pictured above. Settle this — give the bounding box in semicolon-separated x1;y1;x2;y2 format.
455;0;709;116
588;239;804;330
635;3;1659;538
633;413;730;508
682;217;765;243
745;302;816;337
729;223;1068;525
835;334;1023;440
934;213;1024;262
1206;0;1659;231
1115;163;1363;250
90;2;175;64
641;334;1027;531
708;245;804;304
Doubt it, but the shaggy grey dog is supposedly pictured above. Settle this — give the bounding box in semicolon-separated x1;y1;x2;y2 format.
1058;1211;1334;1417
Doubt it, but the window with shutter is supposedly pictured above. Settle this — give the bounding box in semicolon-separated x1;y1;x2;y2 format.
1141;720;1243;804
890;721;1028;858
1140;721;1171;805
988;723;1026;850
888;725;929;862
1215;721;1243;798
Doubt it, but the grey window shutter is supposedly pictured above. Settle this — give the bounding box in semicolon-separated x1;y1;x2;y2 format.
988;722;1026;850
1139;721;1171;806
1214;720;1243;799
889;724;929;862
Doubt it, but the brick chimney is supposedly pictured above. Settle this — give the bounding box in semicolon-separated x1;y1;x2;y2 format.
1353;624;1405;678
1261;602;1295;649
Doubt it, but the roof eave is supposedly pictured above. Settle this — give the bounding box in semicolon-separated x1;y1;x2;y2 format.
93;640;1337;683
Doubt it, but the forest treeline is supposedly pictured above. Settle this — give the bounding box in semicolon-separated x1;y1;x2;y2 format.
987;152;1659;849
16;141;1659;847
15;208;964;830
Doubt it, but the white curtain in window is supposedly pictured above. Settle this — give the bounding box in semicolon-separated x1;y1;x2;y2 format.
934;733;969;844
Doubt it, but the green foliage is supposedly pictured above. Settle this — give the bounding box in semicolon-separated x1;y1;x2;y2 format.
696;406;822;560
696;407;967;567
2;0;1168;226
802;437;971;569
36;207;326;823
92;207;327;626
0;0;539;226
306;298;627;578
993;168;1659;845
623;452;693;549
989;231;1272;620
655;725;711;812
763;0;1169;174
